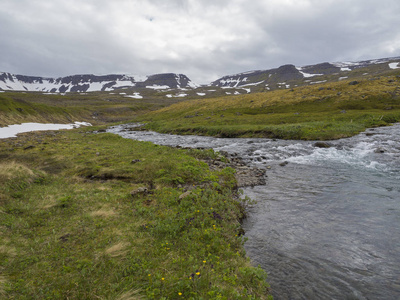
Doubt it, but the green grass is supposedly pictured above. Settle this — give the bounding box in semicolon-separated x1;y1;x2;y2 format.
138;74;400;140
0;127;271;299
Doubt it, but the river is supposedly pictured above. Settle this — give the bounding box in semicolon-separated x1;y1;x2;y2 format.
107;124;400;300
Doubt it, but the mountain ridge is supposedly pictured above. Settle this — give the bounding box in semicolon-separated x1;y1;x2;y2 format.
1;56;399;96
0;72;197;93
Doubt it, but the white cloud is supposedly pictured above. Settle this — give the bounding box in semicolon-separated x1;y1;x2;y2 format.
0;0;399;84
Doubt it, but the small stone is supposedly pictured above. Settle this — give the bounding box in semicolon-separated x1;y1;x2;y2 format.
279;161;289;167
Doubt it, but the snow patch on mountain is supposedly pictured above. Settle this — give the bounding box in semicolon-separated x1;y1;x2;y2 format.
389;62;400;69
0;72;196;93
296;67;322;78
146;85;170;90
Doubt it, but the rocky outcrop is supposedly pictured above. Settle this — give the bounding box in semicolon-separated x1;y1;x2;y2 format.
204;151;267;187
300;62;341;75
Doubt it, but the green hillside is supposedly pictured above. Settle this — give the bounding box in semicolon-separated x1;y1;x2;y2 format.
139;73;400;140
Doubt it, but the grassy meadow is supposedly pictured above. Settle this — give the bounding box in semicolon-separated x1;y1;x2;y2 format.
0;127;271;299
139;73;400;140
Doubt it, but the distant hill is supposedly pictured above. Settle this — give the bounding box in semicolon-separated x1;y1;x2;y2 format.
210;57;400;92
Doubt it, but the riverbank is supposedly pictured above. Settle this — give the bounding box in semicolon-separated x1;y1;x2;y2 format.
0;126;272;299
108;123;400;299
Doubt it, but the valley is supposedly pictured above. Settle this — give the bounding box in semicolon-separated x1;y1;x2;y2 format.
1;56;400;299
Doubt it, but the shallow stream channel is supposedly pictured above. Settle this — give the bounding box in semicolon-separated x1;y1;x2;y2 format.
108;123;400;300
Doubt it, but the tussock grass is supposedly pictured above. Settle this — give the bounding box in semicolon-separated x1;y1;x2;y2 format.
105;242;130;257
0;161;35;182
116;289;145;300
0;245;17;257
90;206;117;218
0;276;7;298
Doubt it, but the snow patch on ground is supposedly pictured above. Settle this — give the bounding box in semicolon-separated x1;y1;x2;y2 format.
0;122;92;139
339;77;348;80
310;80;327;85
125;93;143;99
389;62;400;69
196;93;206;96
166;93;187;98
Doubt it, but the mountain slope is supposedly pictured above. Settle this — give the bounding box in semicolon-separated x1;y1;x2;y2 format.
211;56;400;93
0;72;196;93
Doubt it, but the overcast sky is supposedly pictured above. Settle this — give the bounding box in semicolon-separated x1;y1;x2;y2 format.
1;0;399;84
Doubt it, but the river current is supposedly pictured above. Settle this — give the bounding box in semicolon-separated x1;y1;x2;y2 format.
108;124;400;300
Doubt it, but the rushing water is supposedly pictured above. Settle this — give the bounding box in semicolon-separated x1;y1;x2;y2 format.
108;124;400;300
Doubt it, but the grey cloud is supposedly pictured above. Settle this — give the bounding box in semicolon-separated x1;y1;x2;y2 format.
0;0;399;84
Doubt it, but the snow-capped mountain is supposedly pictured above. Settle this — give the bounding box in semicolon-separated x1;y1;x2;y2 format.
0;72;197;93
211;56;400;92
1;56;399;96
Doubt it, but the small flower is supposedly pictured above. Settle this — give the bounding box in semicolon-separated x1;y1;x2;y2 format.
203;260;206;263
148;274;151;277
161;278;165;281
178;292;182;296
196;272;200;276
